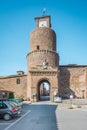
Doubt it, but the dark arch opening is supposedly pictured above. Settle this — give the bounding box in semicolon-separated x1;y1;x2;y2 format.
38;80;50;101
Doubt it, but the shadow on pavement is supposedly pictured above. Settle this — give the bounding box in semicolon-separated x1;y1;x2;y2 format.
28;103;59;130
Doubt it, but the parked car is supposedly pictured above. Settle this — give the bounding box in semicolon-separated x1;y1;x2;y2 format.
8;98;23;107
54;97;62;103
0;100;21;120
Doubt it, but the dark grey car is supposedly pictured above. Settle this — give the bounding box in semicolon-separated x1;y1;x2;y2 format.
0;100;21;120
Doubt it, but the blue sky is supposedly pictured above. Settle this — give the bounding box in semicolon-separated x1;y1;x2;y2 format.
0;0;87;76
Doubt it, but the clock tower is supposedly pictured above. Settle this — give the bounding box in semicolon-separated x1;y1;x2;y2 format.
35;15;51;28
26;15;59;102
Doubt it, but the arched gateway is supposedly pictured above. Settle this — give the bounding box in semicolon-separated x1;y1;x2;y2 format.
37;79;50;101
26;15;59;102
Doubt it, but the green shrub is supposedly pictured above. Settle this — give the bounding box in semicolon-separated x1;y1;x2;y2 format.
9;92;14;99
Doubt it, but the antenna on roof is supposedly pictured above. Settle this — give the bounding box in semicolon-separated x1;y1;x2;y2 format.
42;8;46;16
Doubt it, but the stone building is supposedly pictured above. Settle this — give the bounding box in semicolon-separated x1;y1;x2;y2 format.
0;15;87;101
0;70;27;99
26;15;59;102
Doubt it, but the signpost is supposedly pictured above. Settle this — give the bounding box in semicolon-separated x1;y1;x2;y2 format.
70;94;73;108
32;94;36;102
80;86;87;98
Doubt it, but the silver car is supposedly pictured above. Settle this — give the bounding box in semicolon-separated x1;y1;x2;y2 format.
0;100;21;120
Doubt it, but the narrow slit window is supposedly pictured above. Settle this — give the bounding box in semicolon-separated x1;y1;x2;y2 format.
37;45;40;50
16;79;20;84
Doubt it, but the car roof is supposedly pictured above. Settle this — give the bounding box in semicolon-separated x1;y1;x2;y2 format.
0;98;8;101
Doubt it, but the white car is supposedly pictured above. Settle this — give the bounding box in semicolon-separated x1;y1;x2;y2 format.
54;97;62;103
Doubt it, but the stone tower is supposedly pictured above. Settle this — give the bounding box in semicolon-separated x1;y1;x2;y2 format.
26;15;59;102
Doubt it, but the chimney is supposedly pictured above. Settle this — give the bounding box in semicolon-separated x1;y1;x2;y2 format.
17;70;24;75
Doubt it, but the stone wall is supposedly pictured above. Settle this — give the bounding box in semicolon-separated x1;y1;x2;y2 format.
0;75;27;99
0;65;87;100
27;50;59;69
59;65;87;98
30;28;56;51
27;69;59;102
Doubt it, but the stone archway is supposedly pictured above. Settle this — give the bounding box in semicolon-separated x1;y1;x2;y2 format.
37;79;50;101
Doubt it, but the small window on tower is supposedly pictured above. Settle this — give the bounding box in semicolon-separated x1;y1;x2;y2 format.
37;45;40;50
16;79;20;84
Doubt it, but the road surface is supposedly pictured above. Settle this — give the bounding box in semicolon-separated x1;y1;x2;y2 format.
1;101;87;130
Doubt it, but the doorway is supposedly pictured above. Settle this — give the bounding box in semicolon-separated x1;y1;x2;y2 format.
38;80;50;101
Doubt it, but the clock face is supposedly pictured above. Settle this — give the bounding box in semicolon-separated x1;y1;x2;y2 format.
39;21;47;27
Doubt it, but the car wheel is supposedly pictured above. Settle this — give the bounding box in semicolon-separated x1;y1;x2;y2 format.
3;113;11;121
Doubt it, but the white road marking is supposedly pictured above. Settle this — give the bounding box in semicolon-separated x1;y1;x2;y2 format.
0;123;11;125
3;110;31;130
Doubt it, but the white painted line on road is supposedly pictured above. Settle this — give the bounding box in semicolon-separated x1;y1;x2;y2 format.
3;110;31;130
0;123;11;125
